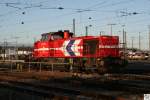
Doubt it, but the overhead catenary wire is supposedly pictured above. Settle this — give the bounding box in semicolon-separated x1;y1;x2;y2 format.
0;0;143;24
0;1;150;37
0;7;150;35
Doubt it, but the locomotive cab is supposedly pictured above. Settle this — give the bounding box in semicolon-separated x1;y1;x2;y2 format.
41;30;73;41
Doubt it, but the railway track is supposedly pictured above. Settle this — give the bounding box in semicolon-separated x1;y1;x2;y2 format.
0;71;149;99
105;73;150;80
0;76;146;99
0;70;150;80
0;60;150;100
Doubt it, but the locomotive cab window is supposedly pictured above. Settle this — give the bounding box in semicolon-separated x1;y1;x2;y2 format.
51;31;64;40
41;34;50;41
51;34;63;40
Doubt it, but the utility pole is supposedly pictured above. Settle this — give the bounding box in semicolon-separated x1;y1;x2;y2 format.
131;37;134;51
73;18;75;36
85;26;88;36
100;31;102;36
3;40;6;60
139;32;141;50
123;26;125;48
70;18;76;72
108;23;116;36
122;25;126;58
125;31;127;49
85;25;92;36
3;39;8;61
148;25;150;60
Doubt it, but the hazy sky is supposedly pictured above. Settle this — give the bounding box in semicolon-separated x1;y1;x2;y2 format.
0;0;150;49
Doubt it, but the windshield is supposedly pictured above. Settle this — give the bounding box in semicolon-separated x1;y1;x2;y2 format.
51;34;63;40
41;34;49;41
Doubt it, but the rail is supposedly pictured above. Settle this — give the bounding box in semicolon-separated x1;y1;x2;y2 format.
0;73;149;99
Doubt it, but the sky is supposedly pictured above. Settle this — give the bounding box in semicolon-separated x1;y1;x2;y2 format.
0;0;150;50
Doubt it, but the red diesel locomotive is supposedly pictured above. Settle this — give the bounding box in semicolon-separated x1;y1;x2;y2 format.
33;30;127;73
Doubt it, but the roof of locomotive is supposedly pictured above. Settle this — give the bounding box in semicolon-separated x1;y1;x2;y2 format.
41;31;73;36
70;35;119;39
41;32;55;35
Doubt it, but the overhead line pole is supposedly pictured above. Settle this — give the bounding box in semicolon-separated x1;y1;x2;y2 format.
122;25;126;58
73;18;75;36
125;31;127;50
70;18;76;72
85;26;88;36
108;23;116;36
3;40;6;60
139;32;141;50
131;37;134;50
148;25;150;53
